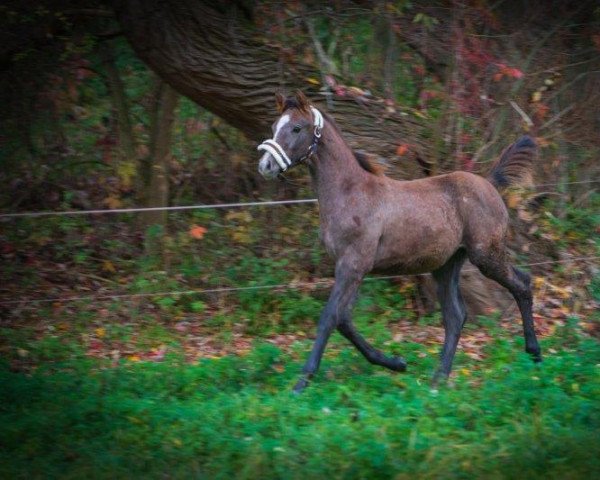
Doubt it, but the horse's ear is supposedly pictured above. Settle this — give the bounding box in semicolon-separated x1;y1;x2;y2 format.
275;92;285;113
295;90;310;111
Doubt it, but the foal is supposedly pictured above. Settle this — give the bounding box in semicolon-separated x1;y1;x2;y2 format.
258;91;541;392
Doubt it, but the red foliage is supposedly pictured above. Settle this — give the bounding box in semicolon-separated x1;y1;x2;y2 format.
446;10;524;118
396;144;410;156
532;103;550;121
412;64;426;77
494;63;524;81
458;153;474;171
189;225;207;239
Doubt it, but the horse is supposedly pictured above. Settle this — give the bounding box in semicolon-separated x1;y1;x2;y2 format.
257;91;541;393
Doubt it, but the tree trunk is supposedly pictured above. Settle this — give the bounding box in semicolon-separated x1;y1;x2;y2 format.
113;0;431;177
99;41;138;189
141;80;179;256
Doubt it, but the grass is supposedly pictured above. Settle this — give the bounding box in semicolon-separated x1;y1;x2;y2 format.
1;326;599;479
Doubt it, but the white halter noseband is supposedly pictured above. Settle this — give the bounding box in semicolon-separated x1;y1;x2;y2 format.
257;106;324;171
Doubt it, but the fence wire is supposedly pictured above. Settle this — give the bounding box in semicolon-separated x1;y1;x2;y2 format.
0;179;597;220
1;179;597;308
2;255;597;307
0;198;318;219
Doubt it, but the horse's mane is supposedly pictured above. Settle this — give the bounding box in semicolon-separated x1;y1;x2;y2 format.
353;151;386;177
281;97;308;112
321;111;385;177
281;99;384;176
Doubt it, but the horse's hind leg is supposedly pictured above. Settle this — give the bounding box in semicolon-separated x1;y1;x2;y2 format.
432;249;468;383
469;249;542;362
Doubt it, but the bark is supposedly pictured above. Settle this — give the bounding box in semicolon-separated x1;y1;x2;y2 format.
141;80;179;255
113;0;431;176
376;2;398;101
99;41;137;188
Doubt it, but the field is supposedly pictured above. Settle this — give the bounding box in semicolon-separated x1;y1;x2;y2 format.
2;302;599;479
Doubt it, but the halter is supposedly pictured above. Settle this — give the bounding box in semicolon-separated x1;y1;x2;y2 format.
257;106;324;171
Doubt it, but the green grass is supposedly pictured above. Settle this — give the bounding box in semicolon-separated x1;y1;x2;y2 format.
1;332;599;479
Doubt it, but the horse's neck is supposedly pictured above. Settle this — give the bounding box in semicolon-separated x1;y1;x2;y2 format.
310;124;366;210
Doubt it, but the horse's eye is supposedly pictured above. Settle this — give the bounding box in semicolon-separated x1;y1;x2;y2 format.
292;125;302;133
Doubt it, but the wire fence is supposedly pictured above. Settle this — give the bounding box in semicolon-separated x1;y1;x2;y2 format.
0;179;597;220
1;178;597;308
2;255;597;307
0;199;318;220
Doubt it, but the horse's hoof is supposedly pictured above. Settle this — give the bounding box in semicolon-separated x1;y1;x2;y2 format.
526;347;542;363
389;356;407;372
292;377;310;394
431;371;449;387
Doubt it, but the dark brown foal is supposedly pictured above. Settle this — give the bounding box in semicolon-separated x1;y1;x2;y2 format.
257;91;541;392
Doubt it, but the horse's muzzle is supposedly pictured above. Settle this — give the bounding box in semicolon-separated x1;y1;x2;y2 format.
258;152;280;179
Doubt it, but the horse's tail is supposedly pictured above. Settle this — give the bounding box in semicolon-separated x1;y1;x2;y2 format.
488;135;537;190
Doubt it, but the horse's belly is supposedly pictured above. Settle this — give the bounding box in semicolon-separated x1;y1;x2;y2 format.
372;254;450;275
373;224;462;274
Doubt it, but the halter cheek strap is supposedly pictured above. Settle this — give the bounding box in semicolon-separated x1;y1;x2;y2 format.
257;106;324;172
311;106;324;133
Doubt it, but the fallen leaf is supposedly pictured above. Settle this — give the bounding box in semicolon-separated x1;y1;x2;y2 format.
102;260;116;273
146;346;166;362
175;321;190;332
104;195;122;210
517;209;533;222
552;286;572;300
189;225;207;239
506;192;521;209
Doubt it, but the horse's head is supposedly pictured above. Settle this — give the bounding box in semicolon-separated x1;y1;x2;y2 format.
258;91;323;179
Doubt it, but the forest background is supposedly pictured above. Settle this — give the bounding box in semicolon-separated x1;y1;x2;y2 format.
0;1;599;478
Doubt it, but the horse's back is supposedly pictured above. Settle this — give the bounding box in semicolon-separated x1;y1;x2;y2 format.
390;170;506;222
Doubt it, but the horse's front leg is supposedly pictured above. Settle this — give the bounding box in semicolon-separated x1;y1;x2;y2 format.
337;319;407;372
293;261;363;393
